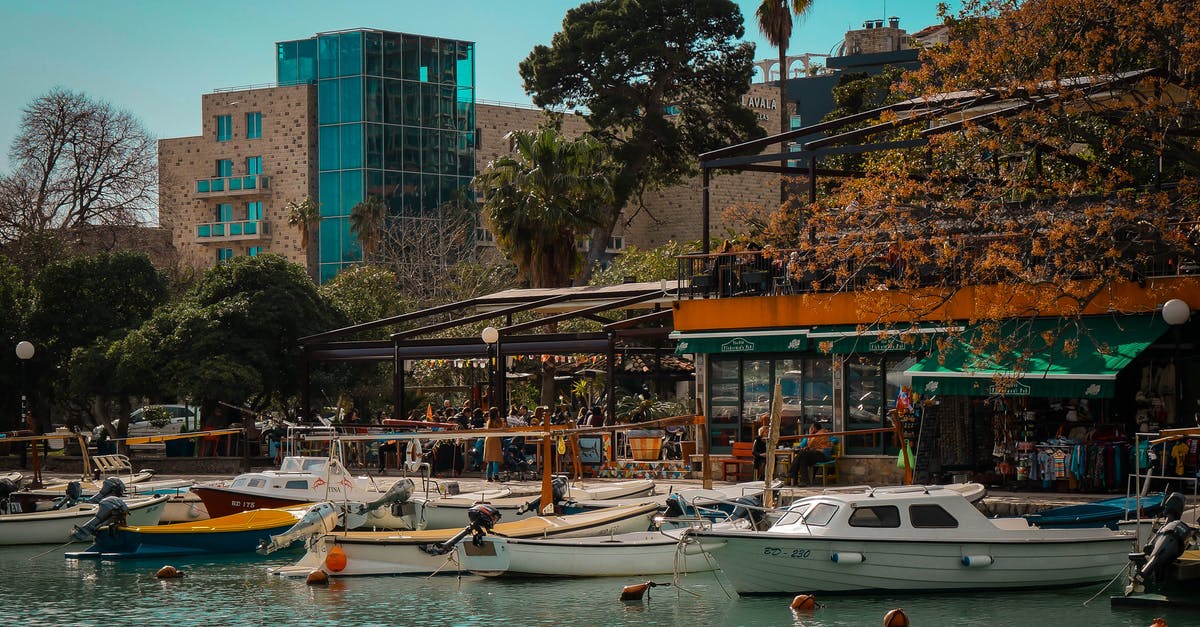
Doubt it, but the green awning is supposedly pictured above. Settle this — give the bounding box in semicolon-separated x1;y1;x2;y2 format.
672;330;808;355
808;323;964;354
906;315;1167;398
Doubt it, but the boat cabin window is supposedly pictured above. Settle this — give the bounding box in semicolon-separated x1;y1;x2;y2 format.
247;478;266;488
284;480;308;490
848;505;901;528
231;478;248;488
778;502;838;527
279;458;301;472
302;459;327;472
909;504;959;528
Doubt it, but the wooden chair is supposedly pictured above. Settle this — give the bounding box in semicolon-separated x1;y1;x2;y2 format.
722;441;756;482
813;438;841;486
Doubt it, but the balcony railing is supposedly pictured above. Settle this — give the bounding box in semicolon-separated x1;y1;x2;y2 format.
195;220;270;243
676;242;1200;301
196;175;270;195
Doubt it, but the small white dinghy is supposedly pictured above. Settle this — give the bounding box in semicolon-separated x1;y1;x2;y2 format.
458;527;722;577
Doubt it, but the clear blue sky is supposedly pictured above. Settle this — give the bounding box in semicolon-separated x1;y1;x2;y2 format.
0;1;951;173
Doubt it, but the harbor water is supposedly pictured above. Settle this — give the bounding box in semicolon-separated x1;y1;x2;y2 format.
5;545;1200;626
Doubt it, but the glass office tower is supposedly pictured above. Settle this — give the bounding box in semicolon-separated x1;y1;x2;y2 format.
278;29;476;282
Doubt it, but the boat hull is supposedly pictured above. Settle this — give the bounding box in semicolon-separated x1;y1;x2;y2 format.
271;503;660;577
66;504;327;559
460;531;720;577
700;532;1133;595
189;485;308;518
0;495;169;546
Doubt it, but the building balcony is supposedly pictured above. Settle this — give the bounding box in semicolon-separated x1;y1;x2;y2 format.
194;220;270;243
195;175;270;196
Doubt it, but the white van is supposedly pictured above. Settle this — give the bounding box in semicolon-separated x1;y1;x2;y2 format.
93;404;201;440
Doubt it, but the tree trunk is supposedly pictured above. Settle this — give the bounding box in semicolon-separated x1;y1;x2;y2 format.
576;225;611;285
778;42;789;206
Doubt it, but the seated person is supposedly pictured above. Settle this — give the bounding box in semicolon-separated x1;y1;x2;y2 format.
788;422;832;486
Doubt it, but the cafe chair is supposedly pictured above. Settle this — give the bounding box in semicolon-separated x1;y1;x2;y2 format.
813;437;841;486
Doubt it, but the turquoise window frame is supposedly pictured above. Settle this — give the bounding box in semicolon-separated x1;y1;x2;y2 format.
246;156;263;175
217;248;233;263
217;159;233;177
197;180;210;193
229;177;242;191
217;203;233;222
230;222;244;236
247;201;263;220
197;224;211;237
246;112;262;139
216;115;232;142
244;222;257;235
248;246;262;257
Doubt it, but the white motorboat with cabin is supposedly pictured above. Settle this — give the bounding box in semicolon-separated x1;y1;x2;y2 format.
693;484;1134;595
191;455;405;527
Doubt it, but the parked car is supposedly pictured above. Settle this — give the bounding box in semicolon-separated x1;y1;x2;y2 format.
93;404;201;441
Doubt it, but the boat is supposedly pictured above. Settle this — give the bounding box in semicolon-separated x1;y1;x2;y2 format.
693;484;1134;595
458;527;721;577
0;494;170;546
1024;493;1166;529
269;502;662;577
564;479;655;501
65;502;338;559
191;455;404;525
1111;492;1200;608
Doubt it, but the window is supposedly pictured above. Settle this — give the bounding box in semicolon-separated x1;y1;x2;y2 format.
247;478;265;488
216;115;232;141
246;201;263;220
246;112;262;139
909;504;959;528
248;246;263;257
848;505;901;528
216;159;233;177
246;156;263;175
803;503;839;526
217;203;233;222
216;248;233;263
284;479;308;490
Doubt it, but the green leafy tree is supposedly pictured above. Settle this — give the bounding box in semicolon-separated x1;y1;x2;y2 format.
26;252;167;432
109;254;345;424
520;0;765;279
589;241;699;286
475;126;614;288
0;257;29;429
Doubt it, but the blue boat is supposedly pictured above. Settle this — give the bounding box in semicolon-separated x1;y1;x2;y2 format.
1023;493;1166;529
65;502;335;559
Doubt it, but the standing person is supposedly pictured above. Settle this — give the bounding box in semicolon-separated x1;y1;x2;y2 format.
482;408;505;482
789;422;832;486
752;426;769;480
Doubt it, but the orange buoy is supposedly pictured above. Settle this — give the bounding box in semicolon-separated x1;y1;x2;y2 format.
883;608;910;627
306;570;329;586
620;582;651;602
1151;619;1168;627
324;544;347;572
155;565;183;579
790;594;816;610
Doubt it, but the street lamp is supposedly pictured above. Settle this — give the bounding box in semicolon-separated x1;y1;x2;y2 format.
482;327;499;414
15;341;40;487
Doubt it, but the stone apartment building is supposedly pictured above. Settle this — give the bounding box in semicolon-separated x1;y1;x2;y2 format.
157;28;788;282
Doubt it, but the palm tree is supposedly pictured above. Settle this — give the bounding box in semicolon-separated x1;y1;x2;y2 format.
285;196;320;278
756;0;813;137
349;195;388;262
475;126;614;289
476;125;616;410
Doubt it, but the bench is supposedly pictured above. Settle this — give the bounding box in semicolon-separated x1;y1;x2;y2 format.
92;454;133;475
721;441;756;482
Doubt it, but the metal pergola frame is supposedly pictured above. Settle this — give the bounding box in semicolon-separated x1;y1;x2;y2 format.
297;284;680;422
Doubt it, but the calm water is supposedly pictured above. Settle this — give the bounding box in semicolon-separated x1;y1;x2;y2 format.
3;545;1198;626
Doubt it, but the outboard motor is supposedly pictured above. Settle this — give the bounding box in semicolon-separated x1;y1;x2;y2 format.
257;502;339;555
341;479;416;530
728;494;765;528
86;477;125;503
516;476;568;515
53;482;84;510
420;503;502;556
70;496;129;541
662;493;690;519
1136;492;1194;584
0;477;18;513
